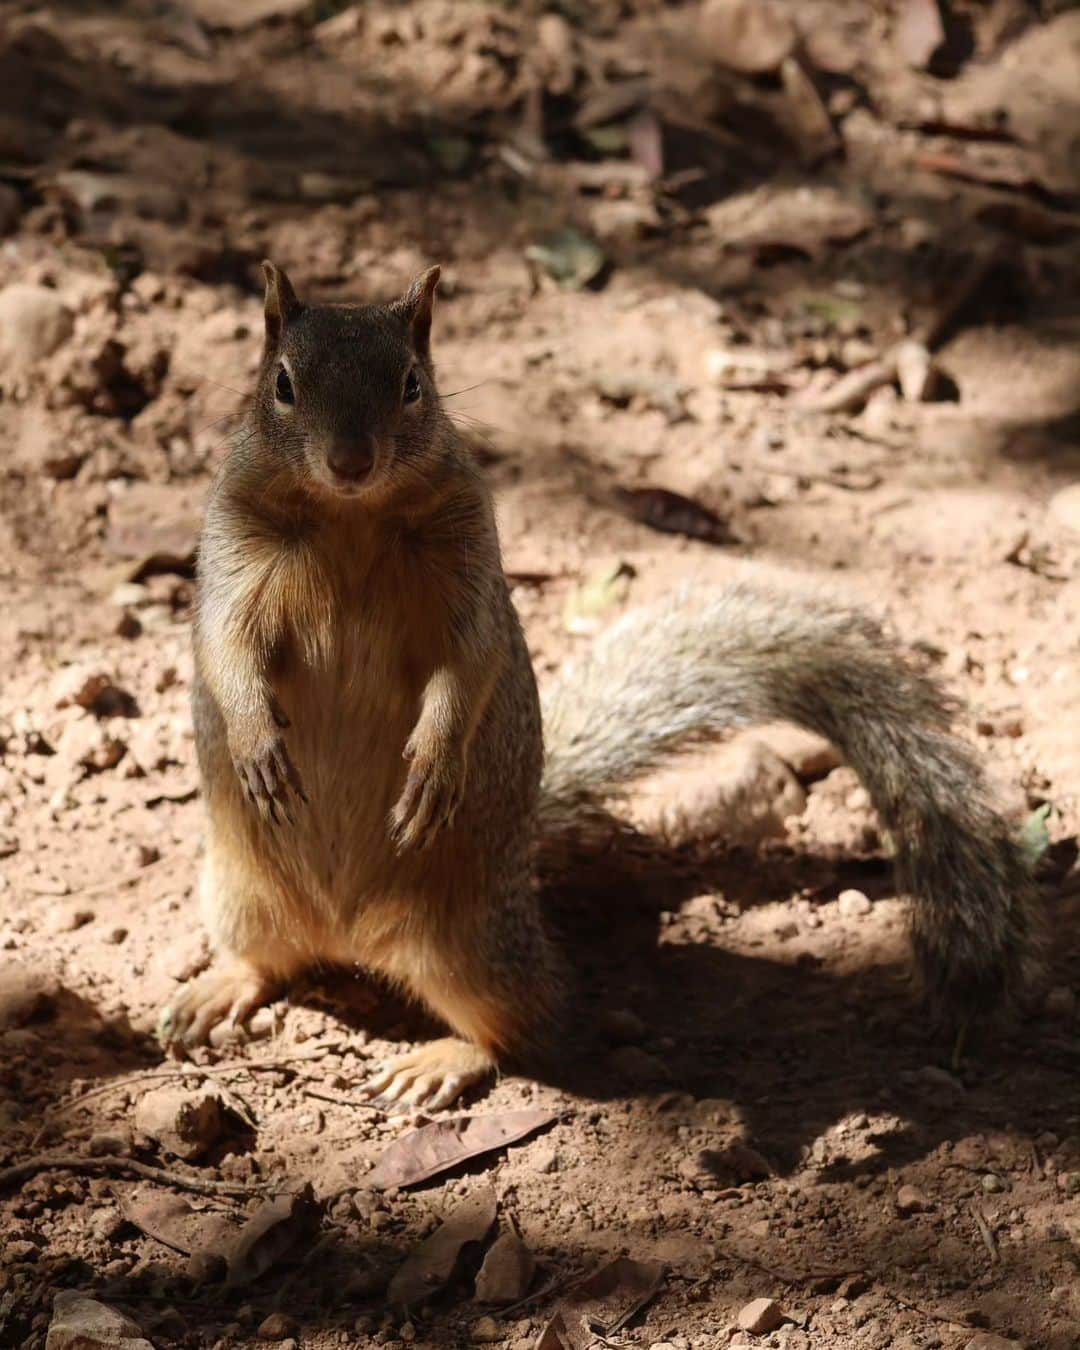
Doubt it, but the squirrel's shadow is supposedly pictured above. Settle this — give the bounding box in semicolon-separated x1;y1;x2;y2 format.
536;829;1080;1181
301;828;1080;1184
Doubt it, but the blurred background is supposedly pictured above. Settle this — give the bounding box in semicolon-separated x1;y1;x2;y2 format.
1;3;1079;1348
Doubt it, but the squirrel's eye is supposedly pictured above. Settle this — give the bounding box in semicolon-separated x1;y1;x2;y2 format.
275;366;294;405
403;368;421;405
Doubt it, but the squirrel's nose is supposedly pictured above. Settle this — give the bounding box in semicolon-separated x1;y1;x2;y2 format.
326;437;375;483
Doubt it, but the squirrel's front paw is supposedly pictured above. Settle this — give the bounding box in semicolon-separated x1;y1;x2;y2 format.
390;733;464;852
230;725;307;825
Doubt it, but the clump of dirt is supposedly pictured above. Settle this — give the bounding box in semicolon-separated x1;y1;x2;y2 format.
1;2;1079;1349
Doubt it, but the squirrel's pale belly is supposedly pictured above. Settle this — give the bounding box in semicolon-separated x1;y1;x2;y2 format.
199;612;489;966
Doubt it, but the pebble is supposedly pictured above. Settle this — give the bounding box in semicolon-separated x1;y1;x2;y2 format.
45;1292;154;1350
734;723;841;778
257;1312;297;1340
1048;482;1080;537
470;1315;503;1343
895;1184;932;1214
599;1008;647;1044
738;1297;786;1335
133;1087;223;1161
607;1045;670;1087
0;961;57;1028
0;284;74;378
837;889;872;918
981;1173;1007;1194
1042;986;1076;1021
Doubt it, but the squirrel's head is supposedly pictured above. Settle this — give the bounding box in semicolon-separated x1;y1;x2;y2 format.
253;261;446;501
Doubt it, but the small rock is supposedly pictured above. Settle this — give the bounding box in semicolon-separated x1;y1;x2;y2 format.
45;1292;154;1350
0;284;74;380
1049;483;1080;537
981;1173;1007;1194
400;1323;417;1344
257;1312;297;1341
710;1142;771;1183
599;1008;647;1045
964;1336;1021;1350
116;611;142;639
896;1184;932;1214
0;961;57;1028
738;1297;786;1335
607;1045;670;1087
134;1087;223;1161
88;1129;133;1157
470;1315;503;1344
895;339;938;402
475;1230;535;1304
837;889;872;918
700;0;796;73
1042;986;1076;1021
55;670;138;718
530;1144;559;1174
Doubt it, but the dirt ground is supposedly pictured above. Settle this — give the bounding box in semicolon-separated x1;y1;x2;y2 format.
1;1;1080;1347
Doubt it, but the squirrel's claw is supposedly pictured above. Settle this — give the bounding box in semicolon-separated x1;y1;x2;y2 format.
389;749;463;853
232;734;306;825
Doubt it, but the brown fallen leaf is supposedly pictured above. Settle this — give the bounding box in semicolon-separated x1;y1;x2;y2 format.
611;486;737;546
368;1108;558;1190
387;1188;497;1308
219;1183;322;1288
536;1257;666;1350
122;1190;239;1256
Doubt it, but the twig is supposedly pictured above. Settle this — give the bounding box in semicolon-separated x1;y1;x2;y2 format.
0;1154;260;1198
970;1203;999;1263
300;1088;384;1113
493;1278;569;1319
49;1039;345;1117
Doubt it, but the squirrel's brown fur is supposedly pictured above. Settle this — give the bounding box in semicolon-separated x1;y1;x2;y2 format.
159;264;1044;1107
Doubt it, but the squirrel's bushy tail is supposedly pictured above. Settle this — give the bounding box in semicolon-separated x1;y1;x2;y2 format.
538;580;1044;1020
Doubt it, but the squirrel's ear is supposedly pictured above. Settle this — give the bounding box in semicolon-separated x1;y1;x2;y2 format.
396;265;441;358
262;260;301;344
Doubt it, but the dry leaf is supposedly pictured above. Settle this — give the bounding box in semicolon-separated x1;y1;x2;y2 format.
475;1228;535;1305
220;1183;322;1288
611;486;736;545
564;561;635;637
525;229;606;291
536;1257;665;1349
368;1108;558;1190
387;1189;497;1308
122;1191;238;1256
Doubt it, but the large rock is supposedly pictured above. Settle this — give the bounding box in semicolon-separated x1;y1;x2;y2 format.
0;283;74;378
45;1292;155;1350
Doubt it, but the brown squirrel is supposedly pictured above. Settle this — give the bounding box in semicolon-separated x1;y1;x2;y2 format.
158;262;1044;1108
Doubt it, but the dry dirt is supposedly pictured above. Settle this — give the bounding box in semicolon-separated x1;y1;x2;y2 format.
1;2;1080;1348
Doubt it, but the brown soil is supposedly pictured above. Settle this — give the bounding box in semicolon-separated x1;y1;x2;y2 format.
1;2;1079;1348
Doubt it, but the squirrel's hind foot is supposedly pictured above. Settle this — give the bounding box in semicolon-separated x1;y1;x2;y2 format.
360;1036;493;1111
157;961;279;1047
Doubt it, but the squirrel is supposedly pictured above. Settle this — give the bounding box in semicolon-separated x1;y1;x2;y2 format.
158;261;1045;1109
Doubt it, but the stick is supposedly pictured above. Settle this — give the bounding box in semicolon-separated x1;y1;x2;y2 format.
0;1154;260;1198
